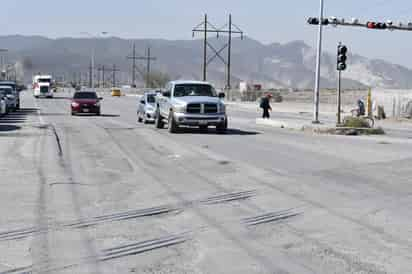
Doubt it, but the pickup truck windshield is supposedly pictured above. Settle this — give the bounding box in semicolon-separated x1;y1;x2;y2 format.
174;84;216;97
0;88;12;95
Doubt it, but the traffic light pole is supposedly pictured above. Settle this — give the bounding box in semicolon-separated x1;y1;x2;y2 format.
337;69;342;125
313;0;324;124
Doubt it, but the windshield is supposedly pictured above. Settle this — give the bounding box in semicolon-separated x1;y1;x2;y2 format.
38;79;51;83
0;88;12;95
147;94;156;103
0;83;16;91
73;92;98;99
174;84;217;97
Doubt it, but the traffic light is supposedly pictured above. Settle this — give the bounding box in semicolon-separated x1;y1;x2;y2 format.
367;21;387;29
307;17;329;25
337;44;348;71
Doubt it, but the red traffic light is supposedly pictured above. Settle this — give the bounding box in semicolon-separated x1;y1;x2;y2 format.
367;22;376;28
367;21;387;29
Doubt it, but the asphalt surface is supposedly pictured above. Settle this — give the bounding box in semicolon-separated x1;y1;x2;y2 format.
0;91;412;274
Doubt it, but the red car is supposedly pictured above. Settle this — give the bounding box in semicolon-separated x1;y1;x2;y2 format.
71;91;102;116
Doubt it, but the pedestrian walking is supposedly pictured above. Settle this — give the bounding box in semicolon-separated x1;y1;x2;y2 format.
260;93;272;119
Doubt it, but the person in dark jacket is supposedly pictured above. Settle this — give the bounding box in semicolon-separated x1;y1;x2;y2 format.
260;94;272;119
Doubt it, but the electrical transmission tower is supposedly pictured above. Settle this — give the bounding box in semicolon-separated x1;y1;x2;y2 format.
192;14;244;89
97;65;106;88
127;45;157;88
106;64;120;88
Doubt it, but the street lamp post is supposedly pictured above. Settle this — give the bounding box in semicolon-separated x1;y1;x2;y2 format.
313;0;324;124
80;32;108;91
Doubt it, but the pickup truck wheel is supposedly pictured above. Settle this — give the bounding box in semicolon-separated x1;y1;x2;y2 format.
168;111;179;133
155;109;164;129
216;120;228;134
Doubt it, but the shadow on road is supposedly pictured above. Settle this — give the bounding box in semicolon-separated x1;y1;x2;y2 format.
0;125;21;132
175;127;261;136
99;114;121;118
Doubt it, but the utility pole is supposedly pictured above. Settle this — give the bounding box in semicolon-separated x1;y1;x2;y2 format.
192;14;244;89
313;0;324;124
203;14;207;81
107;64;120;88
126;43;138;87
97;65;101;88
88;60;93;88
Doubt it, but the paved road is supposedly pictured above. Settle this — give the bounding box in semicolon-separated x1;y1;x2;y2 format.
1;91;412;274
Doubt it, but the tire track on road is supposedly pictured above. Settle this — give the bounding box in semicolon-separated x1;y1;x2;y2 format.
0;190;257;241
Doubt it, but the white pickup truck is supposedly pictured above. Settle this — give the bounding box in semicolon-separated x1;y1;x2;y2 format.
155;80;228;133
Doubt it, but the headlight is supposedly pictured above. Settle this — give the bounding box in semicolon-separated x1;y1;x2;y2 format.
174;104;186;113
71;102;79;107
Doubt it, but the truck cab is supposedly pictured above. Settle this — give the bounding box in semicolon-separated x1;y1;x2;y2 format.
155;80;227;133
33;75;53;98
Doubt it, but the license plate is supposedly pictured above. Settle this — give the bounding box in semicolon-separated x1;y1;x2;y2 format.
83;109;89;113
199;121;208;125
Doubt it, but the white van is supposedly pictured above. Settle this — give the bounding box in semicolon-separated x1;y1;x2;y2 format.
33;75;53;98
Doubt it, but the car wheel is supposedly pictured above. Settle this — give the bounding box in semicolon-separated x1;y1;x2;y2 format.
155;108;164;129
137;112;143;123
168;111;179;133
216;120;228;134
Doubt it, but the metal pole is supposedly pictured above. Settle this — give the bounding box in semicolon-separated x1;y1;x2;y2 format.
102;65;105;88
203;14;208;81
227;14;232;90
337;70;342;125
146;47;151;88
112;64;116;88
313;0;324;124
132;43;136;87
91;46;95;90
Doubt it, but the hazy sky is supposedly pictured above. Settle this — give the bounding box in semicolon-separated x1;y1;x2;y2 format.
2;0;412;67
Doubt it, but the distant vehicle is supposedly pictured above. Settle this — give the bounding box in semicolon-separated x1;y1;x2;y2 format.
154;80;227;133
0;81;20;109
0;86;17;112
33;75;53;98
71;91;102;116
111;88;122;97
137;91;157;124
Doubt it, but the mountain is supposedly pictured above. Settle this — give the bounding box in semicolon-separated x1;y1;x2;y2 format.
1;35;412;89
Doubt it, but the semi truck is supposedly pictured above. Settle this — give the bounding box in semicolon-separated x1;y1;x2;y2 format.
33;75;53;98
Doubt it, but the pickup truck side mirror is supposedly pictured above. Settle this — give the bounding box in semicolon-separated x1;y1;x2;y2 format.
140;100;145;104
218;92;226;99
99;97;103;101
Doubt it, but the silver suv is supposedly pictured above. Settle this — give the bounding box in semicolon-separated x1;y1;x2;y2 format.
155;81;227;133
